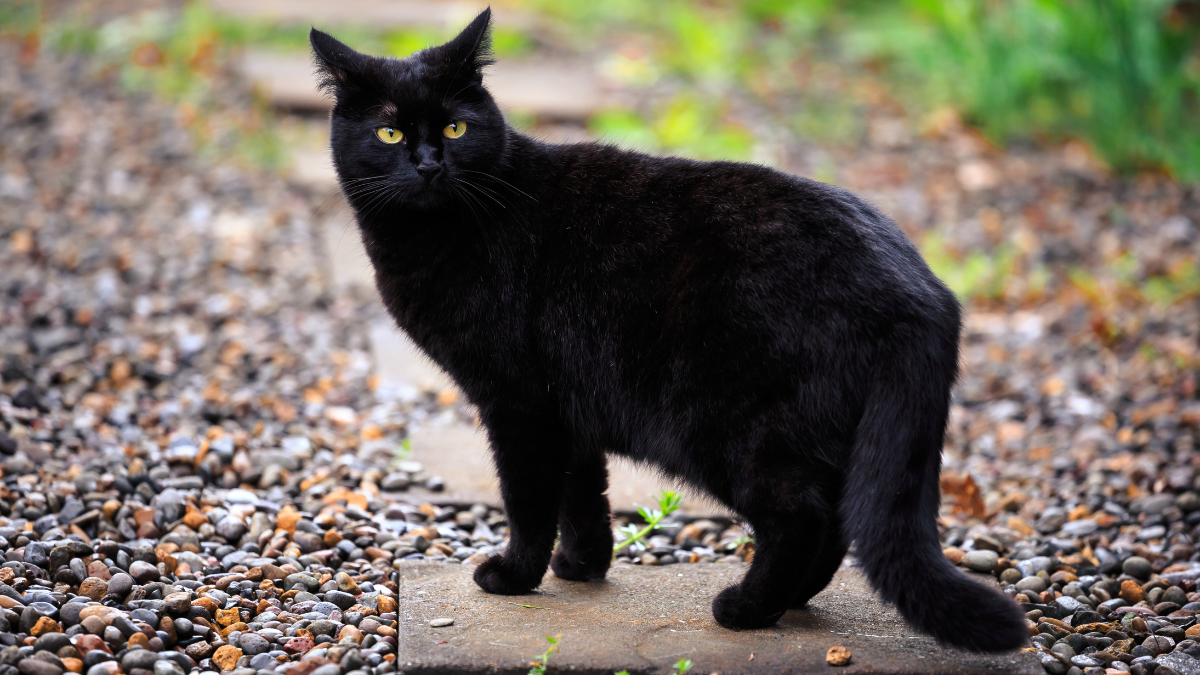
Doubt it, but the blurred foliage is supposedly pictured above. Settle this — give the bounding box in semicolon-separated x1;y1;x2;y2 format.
0;1;534;171
517;0;1200;179
589;96;754;160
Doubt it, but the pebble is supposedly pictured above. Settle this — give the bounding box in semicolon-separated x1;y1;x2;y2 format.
9;7;1200;675
0;46;403;675
825;646;851;666
961;550;999;572
428;618;455;627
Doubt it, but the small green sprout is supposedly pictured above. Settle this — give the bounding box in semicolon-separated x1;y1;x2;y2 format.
613;658;690;675
528;634;561;675
613;490;683;557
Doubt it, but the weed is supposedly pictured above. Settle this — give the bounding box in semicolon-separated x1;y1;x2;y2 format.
527;635;561;675
612;491;683;556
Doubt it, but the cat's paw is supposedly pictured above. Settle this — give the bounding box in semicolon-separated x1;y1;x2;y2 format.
712;584;787;630
472;555;540;595
550;546;611;582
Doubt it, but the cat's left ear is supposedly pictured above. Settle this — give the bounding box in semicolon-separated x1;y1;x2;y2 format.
440;8;495;80
310;28;369;95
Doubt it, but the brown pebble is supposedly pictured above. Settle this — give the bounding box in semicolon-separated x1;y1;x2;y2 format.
30;616;60;637
127;633;149;649
78;577;108;601
85;562;111;581
212;645;243;671
192;597;219;615
337;625;362;643
826;645;851;666
60;658;82;674
1121;579;1146;604
214;607;241;627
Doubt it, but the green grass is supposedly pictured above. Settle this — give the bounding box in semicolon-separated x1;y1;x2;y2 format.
516;0;1200;180
612;491;683;557
527;635;561;675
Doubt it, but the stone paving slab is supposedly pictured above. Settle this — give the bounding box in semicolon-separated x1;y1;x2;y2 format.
239;49;611;117
208;0;530;29
400;561;1039;674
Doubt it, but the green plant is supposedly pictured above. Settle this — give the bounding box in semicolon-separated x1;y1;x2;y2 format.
589;95;755;161
921;232;1021;303
730;534;754;548
613;490;683;556
528;635;561;675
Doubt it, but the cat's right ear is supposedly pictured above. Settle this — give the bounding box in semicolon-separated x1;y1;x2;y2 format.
310;28;367;96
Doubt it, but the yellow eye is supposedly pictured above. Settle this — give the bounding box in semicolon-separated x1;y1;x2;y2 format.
443;121;467;139
376;127;403;144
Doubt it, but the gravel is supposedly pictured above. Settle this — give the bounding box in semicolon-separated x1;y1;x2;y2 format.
0;42;416;675
7;3;1200;673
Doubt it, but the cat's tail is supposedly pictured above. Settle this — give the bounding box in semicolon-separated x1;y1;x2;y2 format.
838;322;1028;653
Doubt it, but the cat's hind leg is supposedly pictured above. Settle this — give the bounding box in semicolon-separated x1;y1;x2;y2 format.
711;504;835;630
789;513;848;608
550;450;613;582
473;410;568;595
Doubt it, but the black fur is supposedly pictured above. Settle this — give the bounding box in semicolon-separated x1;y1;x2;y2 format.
312;9;1028;652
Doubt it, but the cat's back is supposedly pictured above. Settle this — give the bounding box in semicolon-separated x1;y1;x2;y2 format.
538;139;950;315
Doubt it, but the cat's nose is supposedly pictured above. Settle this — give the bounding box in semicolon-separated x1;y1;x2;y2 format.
416;162;442;183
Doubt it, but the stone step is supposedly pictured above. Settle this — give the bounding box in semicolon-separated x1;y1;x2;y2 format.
208;0;531;30
239;49;611;119
400;561;1040;674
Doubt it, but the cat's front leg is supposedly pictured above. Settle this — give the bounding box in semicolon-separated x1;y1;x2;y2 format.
473;411;567;595
550;450;613;582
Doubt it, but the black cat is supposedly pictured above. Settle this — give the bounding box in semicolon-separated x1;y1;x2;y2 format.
311;9;1027;652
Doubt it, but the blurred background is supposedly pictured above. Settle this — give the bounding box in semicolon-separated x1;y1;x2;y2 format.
1;0;1199;518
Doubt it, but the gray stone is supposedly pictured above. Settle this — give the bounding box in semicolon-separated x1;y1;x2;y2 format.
107;573;134;598
1058;520;1097;537
1133;493;1175;515
238;634;270;656
1123;556;1153;579
128;561;159;584
32;634;70;654
216;517;248;542
18;661;62;675
153;661;184;675
1157;652;1200;675
122;649;158;672
1035;651;1067;675
310;603;339;617
323;591;354;611
962;550;999;572
1015;576;1047;594
1054;596;1086;614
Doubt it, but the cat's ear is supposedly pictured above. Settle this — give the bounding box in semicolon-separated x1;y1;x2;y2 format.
440;8;495;80
310;28;368;95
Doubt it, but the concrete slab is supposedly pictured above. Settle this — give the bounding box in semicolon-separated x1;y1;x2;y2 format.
399;561;1039;674
237;49;611;119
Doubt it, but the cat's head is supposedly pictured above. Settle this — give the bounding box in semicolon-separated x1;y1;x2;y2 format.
311;9;506;212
